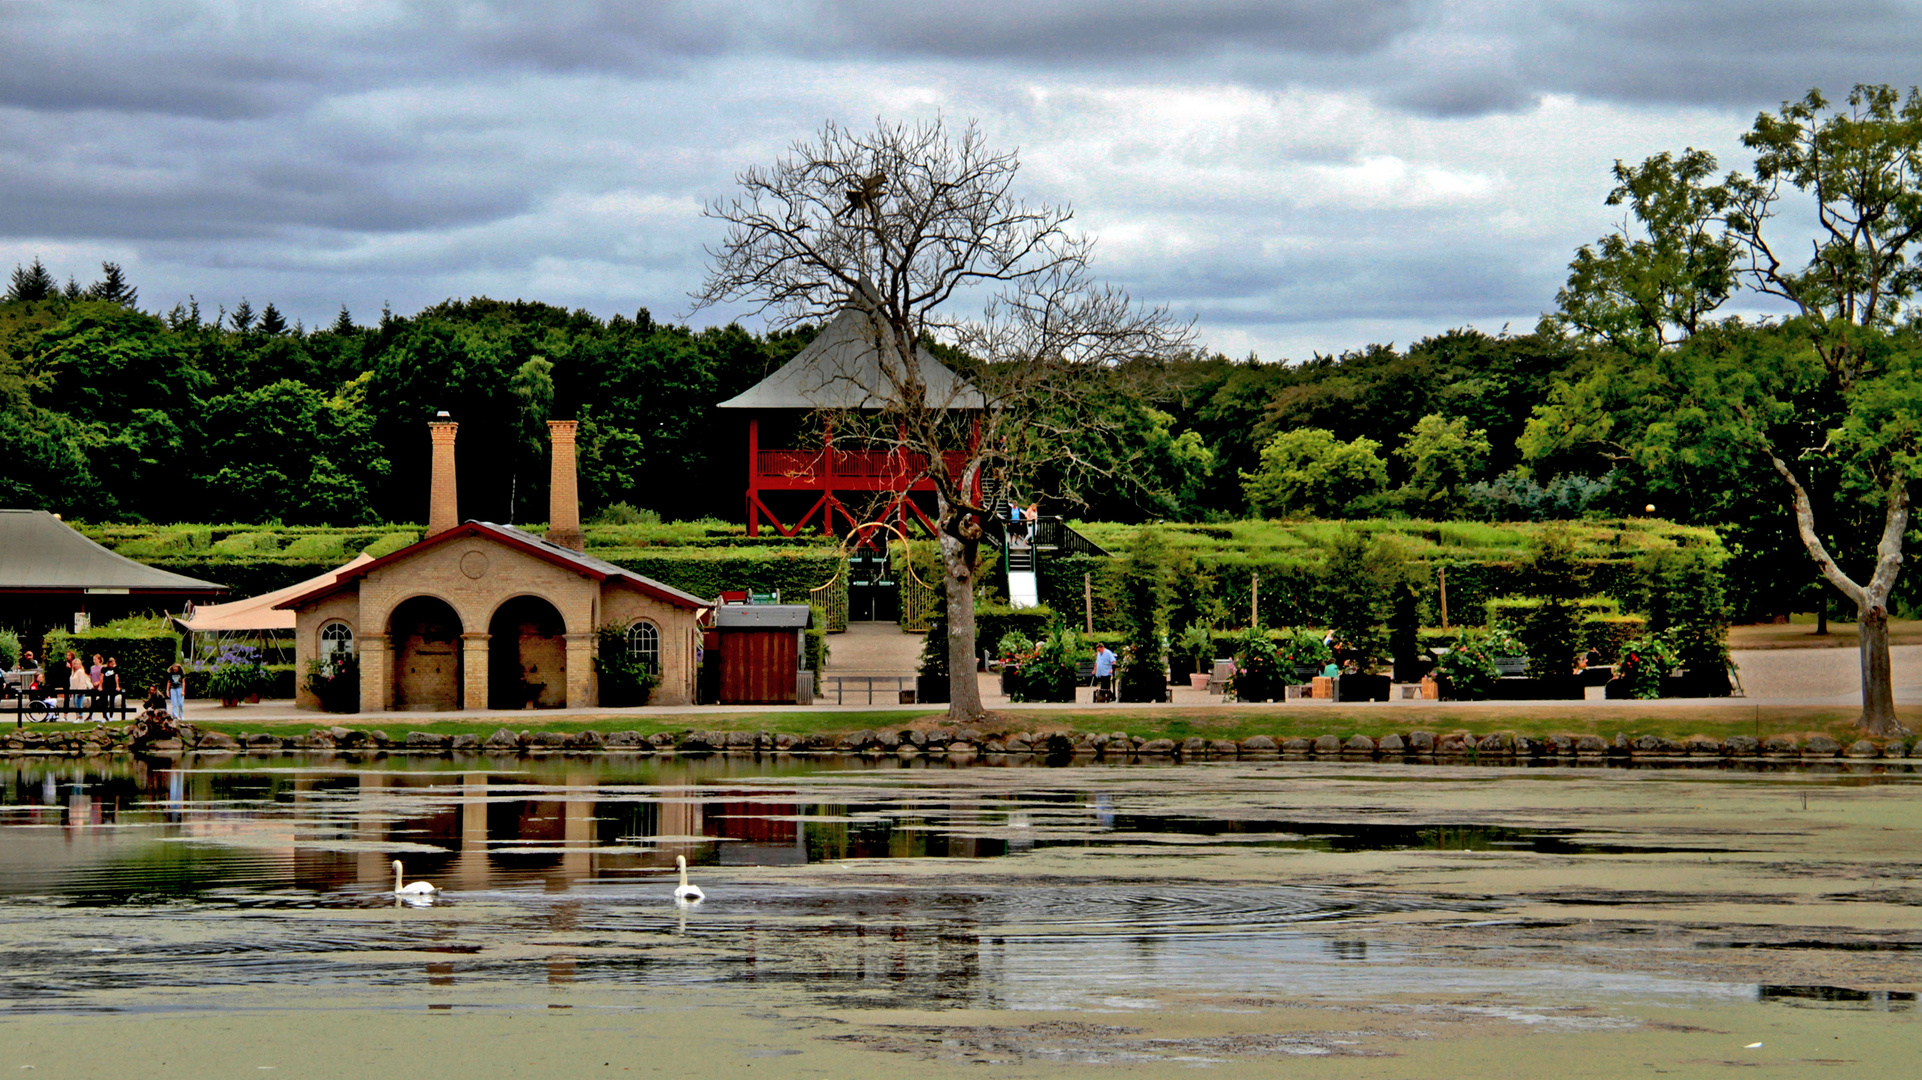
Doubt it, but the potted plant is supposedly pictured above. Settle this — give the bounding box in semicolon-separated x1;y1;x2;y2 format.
996;630;1035;697
206;645;265;708
304;653;360;713
1008;624;1080;704
1176;624;1214;690
1432;630;1501;701
1274;630;1334;685
1227;626;1282;702
1610;632;1678;699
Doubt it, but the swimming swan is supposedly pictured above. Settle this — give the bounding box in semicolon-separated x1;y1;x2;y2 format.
393;859;440;897
673;855;704;904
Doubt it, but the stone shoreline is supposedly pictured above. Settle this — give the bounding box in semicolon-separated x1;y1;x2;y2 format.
6;722;1916;761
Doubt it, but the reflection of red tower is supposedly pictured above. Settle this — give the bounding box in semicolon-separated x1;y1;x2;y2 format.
718;301;984;538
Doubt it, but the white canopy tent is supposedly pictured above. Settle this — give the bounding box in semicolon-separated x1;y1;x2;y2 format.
174;554;373;662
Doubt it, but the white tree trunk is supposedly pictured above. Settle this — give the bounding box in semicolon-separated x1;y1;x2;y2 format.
1771;455;1907;734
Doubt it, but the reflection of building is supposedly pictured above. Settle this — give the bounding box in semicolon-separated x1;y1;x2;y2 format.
278;420;711;709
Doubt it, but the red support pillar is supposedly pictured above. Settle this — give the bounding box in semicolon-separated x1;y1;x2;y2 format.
746;416;761;537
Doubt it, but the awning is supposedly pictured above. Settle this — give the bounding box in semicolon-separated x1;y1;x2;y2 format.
176;554;374;633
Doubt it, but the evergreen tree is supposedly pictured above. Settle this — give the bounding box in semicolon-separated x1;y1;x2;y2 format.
6;258;54;302
258;303;287;335
330;305;355;335
83;262;138;306
229;298;255;332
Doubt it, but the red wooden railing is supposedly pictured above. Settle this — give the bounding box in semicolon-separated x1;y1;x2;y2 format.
755;449;967;484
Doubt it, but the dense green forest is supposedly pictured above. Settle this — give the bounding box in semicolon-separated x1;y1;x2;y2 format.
0;257;1877;622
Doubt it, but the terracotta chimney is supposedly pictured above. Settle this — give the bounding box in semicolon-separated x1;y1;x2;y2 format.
426;413;459;537
547;419;583;552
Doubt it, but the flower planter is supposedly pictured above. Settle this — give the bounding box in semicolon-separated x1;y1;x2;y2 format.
1187;673;1210;691
220;697;239;708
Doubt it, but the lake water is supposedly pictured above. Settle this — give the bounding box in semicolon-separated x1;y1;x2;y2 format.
3;753;1917;1073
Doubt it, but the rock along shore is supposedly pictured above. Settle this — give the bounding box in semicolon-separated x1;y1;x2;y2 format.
4;723;1916;762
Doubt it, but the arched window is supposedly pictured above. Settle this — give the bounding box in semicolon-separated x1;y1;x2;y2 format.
625;620;660;673
320;621;355;658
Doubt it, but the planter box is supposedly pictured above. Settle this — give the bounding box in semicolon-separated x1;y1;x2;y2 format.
1337;674;1391;702
1188;673;1211;691
1310;675;1335;699
916;674;949;705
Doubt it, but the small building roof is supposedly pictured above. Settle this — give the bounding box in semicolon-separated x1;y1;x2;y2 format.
177;554;374;634
713;604;813;629
273;521;713;612
717;300;985;411
0;510;226;595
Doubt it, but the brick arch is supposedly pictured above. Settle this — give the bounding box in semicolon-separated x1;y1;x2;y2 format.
387;594;465;711
487;594;570;709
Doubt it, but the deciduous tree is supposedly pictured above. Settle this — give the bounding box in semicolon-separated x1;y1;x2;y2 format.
694;117;1192;721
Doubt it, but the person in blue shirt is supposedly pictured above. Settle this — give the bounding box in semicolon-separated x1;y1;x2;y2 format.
1092;642;1116;701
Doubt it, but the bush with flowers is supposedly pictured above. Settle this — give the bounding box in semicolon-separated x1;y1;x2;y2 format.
1273;629;1333;680
1433;629;1502;700
1003;623;1083;703
1227;625;1283;702
205;644;267;704
1614;632;1679;699
303;651;360;712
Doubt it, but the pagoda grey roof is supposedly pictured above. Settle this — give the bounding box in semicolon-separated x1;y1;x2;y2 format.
0;510;226;594
718;302;985;411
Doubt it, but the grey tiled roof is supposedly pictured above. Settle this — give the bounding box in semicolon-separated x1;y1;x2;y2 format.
717;302;984;411
0;510;225;593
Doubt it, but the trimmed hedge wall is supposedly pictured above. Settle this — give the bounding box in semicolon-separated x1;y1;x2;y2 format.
41;631;179;696
593;547;848;610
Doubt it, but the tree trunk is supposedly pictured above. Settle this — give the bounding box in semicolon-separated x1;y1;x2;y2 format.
1770;456;1908;734
938;510;986;724
1859;602;1899;735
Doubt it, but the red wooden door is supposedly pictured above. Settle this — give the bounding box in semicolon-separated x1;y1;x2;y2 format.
718;629;797;704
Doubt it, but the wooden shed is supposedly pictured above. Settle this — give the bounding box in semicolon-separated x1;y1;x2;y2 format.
714;604;813;705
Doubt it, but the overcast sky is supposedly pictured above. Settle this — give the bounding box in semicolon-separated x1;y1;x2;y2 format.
3;1;1917;361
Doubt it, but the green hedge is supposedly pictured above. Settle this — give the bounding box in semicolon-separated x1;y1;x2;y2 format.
603;546;847;609
976;604;1058;659
43;626;180;696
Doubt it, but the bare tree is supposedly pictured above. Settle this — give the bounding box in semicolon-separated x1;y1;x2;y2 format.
693;117;1192;721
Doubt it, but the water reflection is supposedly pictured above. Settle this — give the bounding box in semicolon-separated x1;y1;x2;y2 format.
0;754;1912;1018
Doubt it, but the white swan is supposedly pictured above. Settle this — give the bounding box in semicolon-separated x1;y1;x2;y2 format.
673;855;704;904
393;859;440;898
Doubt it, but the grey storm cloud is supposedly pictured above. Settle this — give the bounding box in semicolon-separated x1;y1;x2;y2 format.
1;0;1915;359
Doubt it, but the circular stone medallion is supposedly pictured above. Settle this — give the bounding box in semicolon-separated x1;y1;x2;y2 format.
460;550;490;579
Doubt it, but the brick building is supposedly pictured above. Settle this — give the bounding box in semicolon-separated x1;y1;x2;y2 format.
277;418;710;711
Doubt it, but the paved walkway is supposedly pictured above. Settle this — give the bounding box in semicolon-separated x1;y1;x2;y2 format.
97;642;1922;727
821;622;923;675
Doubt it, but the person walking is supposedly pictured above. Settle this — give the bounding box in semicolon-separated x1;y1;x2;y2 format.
1093;642;1116;703
68;655;92;718
166;662;186;719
